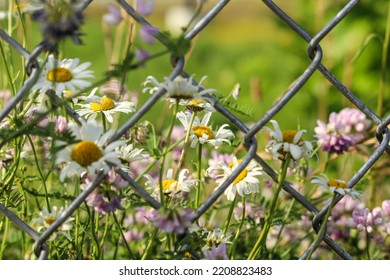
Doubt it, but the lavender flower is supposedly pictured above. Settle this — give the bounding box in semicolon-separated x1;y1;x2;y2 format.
103;4;122;26
202;243;229;260
139;25;157;44
55;116;68;133
137;0;154;17
135;49;151;66
315;108;371;154
352;207;383;233
150;207;195;234
382;200;390;216
123;229;144;242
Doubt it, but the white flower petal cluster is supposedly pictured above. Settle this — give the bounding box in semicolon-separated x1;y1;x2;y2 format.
264;120;314;172
33;206;74;241
142;75;215;100
76;88;136;123
55;121;125;181
311;173;361;200
32;54;94;97
145;168;197;198
207;157;264;201
177;111;234;149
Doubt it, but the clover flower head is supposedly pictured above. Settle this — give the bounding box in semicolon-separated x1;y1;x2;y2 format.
352;207;383;233
314;108;371;154
202;243;229;260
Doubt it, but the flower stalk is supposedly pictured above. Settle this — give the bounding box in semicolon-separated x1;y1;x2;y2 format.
247;154;290;260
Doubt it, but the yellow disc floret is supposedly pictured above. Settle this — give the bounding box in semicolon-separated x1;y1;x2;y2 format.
228;159;248;184
328;179;348;189
47;67;73;83
90;97;116;112
44;217;56;226
159;179;178;192
192;125;215;139
282;130;302;143
71;141;103;167
186;99;205;112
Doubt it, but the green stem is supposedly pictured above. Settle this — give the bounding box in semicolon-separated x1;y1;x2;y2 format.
271;198;296;254
175;111;196;179
73;176;81;258
304;193;337;260
133;136;185;183
27;135;50;210
141;228;158;260
195;143;203;209
365;228;371;260
222;194;237;235
91;211;101;259
247;155;290;260
158;101;179;207
102;112;107;133
112;212;135;259
0;216;9;259
99;214;110;258
230;196;246;260
378;1;390;117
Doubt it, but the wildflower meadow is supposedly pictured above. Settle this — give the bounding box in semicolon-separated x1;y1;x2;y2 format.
0;0;389;261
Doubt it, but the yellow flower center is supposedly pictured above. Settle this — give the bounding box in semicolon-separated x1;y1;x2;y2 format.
47;67;73;83
192;125;215;139
13;3;28;13
71;141;103;167
191;99;203;106
328;179;348;189
228;160;248;184
186;99;205;112
282;130;302;143
90;97;116;112
158;179;178;192
44;217;56;226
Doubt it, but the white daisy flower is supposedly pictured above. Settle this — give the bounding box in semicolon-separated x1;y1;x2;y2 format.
142;75;216;100
264;120;314;172
311;173;361;200
145;168;197;198
33;206;74;241
32;54;94;97
203;228;232;247
208;157;264;201
177;111;234;149
117;143;147;163
178;98;215;113
55;121;125;182
76;88;136;123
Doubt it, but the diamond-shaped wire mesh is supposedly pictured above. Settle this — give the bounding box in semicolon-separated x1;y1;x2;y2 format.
0;0;389;260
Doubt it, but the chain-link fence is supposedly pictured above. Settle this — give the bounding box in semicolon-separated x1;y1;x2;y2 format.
0;0;389;260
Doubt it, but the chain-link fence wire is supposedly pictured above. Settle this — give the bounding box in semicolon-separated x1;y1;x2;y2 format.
0;0;389;260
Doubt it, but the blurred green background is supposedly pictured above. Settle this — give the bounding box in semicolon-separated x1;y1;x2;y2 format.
1;0;389;135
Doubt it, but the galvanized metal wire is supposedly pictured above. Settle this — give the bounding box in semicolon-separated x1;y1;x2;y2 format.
0;0;389;260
